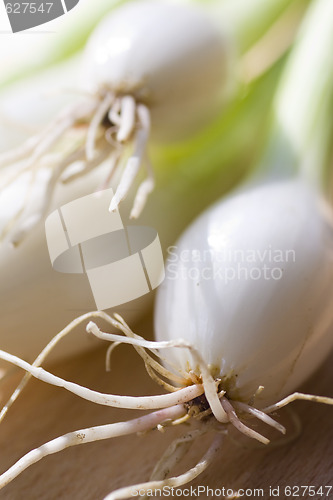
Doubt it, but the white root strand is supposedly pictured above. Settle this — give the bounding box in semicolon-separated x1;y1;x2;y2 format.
130;153;155;219
0;101;80;169
221;398;269;445
0;405;186;490
0;99;98;243
86;321;189;355
90;317;186;391
59;146;90;182
263;392;333;414
104;433;224;500
186;350;228;424
86;93;114;161
29;116;74;166
109;105;150;213
129;105;153;218
87;320;229;422
87;319;189;385
0;349;203;410
113;313;188;378
149;429;206;482
108;99;121;127
62;146;110;186
117;95;136;143
94;314;228;422
109;143;144;212
130;176;155;219
0;89;156;244
96;151;121;192
232;401;286;434
264;408;302;449
144;363;178;393
0;170;37;242
0;312;113;423
0;136;40;168
105;342;121;372
10;162;68;246
109;156;141;211
1;99;96;173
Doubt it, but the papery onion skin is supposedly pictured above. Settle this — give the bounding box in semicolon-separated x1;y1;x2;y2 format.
155;178;333;407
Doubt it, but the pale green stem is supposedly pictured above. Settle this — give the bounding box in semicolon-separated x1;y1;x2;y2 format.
254;0;333;188
274;0;333;187
207;0;300;54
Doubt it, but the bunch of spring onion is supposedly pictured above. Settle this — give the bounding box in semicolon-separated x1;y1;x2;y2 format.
0;0;333;498
0;0;300;363
0;0;300;234
0;0;298;90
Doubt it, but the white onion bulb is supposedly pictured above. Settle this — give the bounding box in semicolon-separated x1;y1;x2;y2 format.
81;0;230;142
155;178;333;406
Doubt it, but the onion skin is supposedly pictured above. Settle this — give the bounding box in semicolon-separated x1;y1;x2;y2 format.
155;179;333;407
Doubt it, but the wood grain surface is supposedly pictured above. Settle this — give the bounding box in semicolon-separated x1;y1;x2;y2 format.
0;314;332;500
